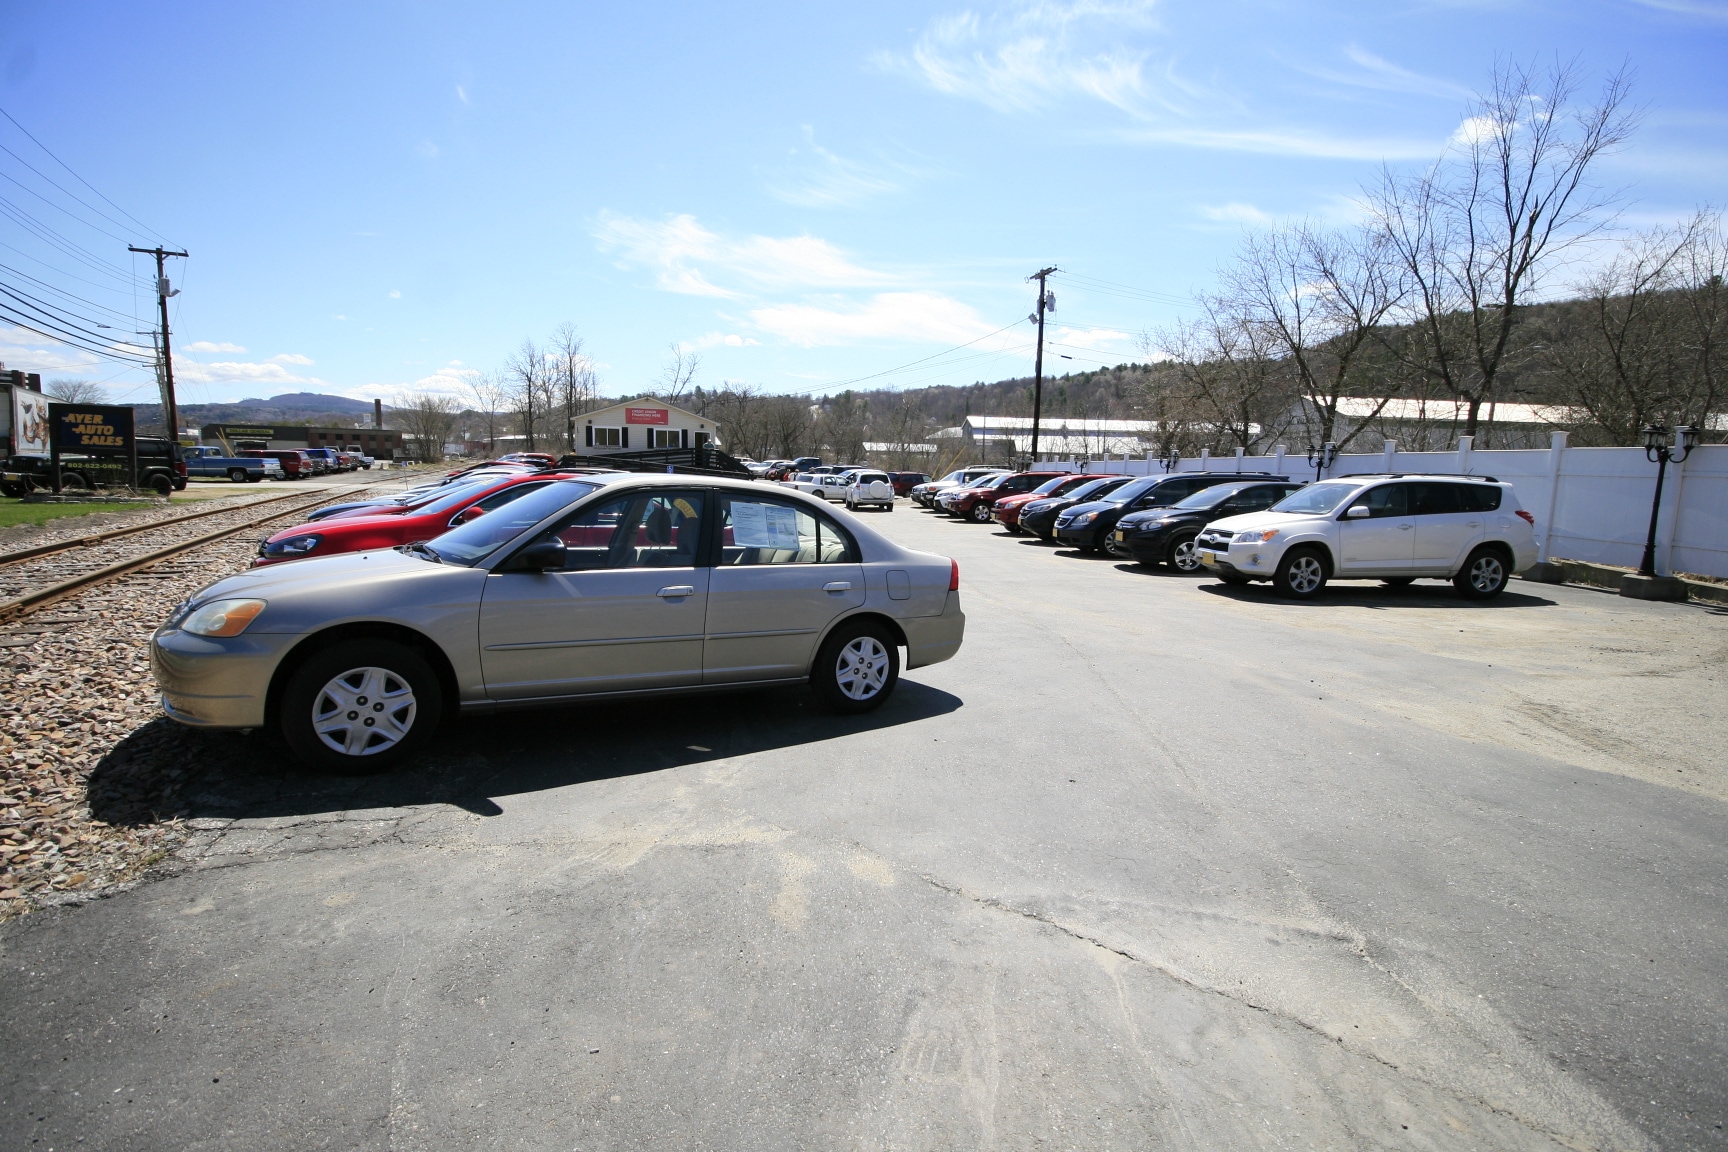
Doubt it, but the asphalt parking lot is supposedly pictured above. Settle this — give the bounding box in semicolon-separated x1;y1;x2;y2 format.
3;497;1724;1151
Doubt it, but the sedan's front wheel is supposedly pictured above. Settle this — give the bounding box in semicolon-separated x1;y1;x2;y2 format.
280;639;442;774
811;620;899;714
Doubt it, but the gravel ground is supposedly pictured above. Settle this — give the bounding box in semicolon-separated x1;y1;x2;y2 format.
0;487;393;922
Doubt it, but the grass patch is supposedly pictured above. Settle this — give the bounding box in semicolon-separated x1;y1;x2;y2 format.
0;502;118;530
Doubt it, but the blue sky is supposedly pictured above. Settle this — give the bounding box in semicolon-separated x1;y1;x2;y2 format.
1;0;1724;409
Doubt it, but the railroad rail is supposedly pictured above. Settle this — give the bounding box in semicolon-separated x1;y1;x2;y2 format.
0;489;311;569
0;483;392;623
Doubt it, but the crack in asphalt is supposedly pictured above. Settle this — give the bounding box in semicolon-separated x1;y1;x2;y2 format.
915;870;1599;1152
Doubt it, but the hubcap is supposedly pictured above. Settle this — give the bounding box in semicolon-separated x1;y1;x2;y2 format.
1172;539;1200;571
1470;556;1503;591
312;666;417;756
1287;556;1324;593
835;636;890;701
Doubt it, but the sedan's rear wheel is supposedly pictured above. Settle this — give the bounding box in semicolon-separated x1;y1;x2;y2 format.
1274;547;1329;599
1166;532;1202;573
280;640;442;774
1454;547;1509;600
811;620;899;714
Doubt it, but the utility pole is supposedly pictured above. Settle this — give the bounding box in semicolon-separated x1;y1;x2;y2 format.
1028;266;1057;463
130;246;189;442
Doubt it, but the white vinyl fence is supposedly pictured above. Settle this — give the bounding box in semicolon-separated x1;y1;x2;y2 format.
1039;433;1728;580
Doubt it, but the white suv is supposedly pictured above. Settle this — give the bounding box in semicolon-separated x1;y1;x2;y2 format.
1194;474;1537;599
844;470;896;512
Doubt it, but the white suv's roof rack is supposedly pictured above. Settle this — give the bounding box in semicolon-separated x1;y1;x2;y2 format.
1332;472;1501;483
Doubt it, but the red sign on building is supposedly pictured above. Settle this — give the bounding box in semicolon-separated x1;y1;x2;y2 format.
625;407;670;425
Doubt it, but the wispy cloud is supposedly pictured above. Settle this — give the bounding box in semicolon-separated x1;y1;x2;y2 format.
768;130;912;208
1200;202;1273;225
876;1;1172;118
174;349;321;387
749;292;995;347
1628;0;1728;19
1300;46;1474;101
885;3;1443;161
693;331;763;349
594;212;900;296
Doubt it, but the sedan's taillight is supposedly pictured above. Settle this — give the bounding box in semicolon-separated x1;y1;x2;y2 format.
949;559;960;591
1515;510;1535;526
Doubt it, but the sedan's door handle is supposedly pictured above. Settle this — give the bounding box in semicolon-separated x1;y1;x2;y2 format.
1398;523;1414;530
823;581;852;592
1465;521;1482;528
656;586;696;598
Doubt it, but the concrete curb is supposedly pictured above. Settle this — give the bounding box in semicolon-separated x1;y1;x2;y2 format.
1521;558;1728;605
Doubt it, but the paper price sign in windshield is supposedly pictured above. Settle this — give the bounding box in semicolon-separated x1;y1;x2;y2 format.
731;501;803;549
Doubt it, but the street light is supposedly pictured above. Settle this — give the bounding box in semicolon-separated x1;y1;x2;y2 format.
1161;448;1180;474
1637;424;1697;577
1307;442;1337;483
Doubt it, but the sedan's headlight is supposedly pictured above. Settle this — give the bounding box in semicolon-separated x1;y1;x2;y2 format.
181;598;266;637
1070;512;1096;526
1235;528;1278;543
263;533;322;557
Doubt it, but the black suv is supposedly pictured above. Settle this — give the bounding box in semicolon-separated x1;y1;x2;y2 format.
1053;472;1287;552
1113;480;1304;570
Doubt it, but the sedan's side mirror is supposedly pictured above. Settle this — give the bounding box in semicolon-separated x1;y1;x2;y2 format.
449;506;486;528
509;538;567;571
1345;504;1371;519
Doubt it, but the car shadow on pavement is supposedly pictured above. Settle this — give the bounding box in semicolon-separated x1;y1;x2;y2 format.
1196;581;1558;609
87;681;963;826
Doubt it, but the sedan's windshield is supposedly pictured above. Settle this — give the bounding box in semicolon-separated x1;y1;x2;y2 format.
1056;477;1117;502
1030;475;1072;496
1271;481;1359;515
415;480;524;517
423;481;601;565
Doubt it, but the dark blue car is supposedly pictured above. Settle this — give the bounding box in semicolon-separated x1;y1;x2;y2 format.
1052;471;1288;552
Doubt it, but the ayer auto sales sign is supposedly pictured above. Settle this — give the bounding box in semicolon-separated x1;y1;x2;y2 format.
625;406;669;426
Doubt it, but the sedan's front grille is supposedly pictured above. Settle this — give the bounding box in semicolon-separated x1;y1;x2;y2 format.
1197;533;1232;551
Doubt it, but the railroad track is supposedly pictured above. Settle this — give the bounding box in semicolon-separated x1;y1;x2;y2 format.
0;483;394;623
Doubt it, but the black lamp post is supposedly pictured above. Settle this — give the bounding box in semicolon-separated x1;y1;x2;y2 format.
1637;424;1697;577
1307;442;1337;483
1161;448;1180;474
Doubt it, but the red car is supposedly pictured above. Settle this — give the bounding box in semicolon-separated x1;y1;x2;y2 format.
992;474;1109;532
241;449;316;478
254;472;578;565
940;471;1068;522
888;471;929;497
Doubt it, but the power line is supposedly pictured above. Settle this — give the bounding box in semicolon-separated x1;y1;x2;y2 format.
0;168;135;244
785;318;1031;398
1051;269;1193;308
0;107;163;241
0;197;135;285
0;261;138;324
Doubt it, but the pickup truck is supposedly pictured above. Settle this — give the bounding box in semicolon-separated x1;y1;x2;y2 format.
183;445;282;483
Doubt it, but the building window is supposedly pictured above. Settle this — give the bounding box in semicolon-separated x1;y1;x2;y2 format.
650;428;680;449
591;426;622;448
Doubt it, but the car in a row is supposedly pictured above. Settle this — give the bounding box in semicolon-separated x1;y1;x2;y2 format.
916;465;1539;600
154;474;966;775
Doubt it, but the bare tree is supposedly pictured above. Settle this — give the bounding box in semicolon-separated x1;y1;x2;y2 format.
45;378;109;404
1150;296;1293;453
465;371;508;455
505;339;554;451
393;391;460;463
1222;222;1403;451
1371;60;1637;440
1548;211;1727;443
550;323;597;451
658;343;699;405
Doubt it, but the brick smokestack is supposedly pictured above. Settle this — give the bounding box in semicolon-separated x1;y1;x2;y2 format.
373;398;383;429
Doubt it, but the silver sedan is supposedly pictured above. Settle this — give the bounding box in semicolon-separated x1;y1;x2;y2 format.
150;474;966;773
